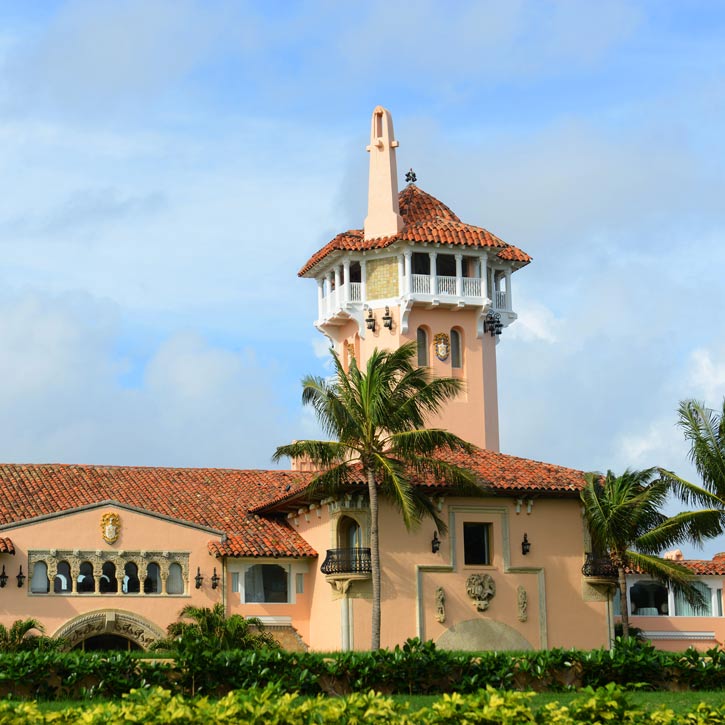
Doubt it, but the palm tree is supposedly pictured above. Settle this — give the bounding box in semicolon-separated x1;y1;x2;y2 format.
581;468;706;638
273;341;477;650
658;399;725;536
0;618;44;652
154;603;278;652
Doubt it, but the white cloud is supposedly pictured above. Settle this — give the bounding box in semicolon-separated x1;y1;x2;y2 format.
688;347;725;403
507;300;561;343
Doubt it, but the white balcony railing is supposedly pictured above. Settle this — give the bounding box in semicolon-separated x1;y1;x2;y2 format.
494;290;508;310
462;277;482;297
411;274;431;294
436;276;457;295
349;282;362;302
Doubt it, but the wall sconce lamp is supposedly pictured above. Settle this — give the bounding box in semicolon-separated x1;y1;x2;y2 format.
483;310;503;337
431;531;441;554
211;568;220;589
16;565;25;588
366;307;376;331
382;306;393;329
194;567;203;589
0;565;7;588
521;534;531;556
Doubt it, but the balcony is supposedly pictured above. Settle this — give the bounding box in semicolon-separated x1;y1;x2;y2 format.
320;547;372;576
582;553;617;579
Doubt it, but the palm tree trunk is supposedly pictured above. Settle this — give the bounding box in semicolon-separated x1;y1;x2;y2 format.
618;566;630;639
366;465;381;650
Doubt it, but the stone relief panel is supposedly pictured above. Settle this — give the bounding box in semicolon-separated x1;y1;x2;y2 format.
517;585;528;622
466;573;495;612
435;586;446;623
55;610;166;649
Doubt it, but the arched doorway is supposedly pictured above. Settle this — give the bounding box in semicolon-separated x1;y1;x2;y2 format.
54;609;165;651
73;634;142;652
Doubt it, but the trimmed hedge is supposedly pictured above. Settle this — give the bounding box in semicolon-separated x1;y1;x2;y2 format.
2;638;725;700
3;685;725;723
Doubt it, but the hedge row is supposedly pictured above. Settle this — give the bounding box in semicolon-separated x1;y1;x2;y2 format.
2;638;725;700
2;685;725;724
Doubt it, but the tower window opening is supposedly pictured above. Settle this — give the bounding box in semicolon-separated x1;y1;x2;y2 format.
417;327;429;366
412;253;430;275
100;561;118;594
349;262;361;283
437;254;455;277
451;329;462;369
77;562;95;593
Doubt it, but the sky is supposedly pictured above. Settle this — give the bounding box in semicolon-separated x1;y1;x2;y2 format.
0;1;724;555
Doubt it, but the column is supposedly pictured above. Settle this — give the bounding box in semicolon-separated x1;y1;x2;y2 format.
481;253;488;300
504;268;512;311
341;595;351;651
360;259;367;304
317;278;324;320
334;267;341;310
403;249;412;295
343;259;351;304
455;253;463;297
397;254;404;298
327;271;334;316
430;251;437;296
70;561;80;594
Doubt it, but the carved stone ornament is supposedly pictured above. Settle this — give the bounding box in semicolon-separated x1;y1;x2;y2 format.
346;342;355;361
434;333;450;361
435;586;446;623
466;573;496;612
100;512;121;544
517;585;528;622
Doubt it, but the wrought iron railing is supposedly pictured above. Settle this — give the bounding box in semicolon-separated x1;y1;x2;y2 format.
320;548;372;576
582;553;617;578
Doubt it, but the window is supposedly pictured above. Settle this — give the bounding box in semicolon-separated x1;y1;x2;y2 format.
463;522;491;566
630;580;668;615
54;561;71;593
296;573;304;594
417;327;429;366
100;562;117;594
675;581;712;616
123;562;140;594
244;564;289;603
718;589;723;617
451;329;462;369
412;252;430;275
166;563;185;595
144;563;161;594
30;562;49;593
77;562;95;593
437;254;455;277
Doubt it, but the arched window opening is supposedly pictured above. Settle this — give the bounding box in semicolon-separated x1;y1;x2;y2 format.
675;581;712;616
349;261;361;283
77;562;95;594
451;329;462;369
166;563;184;595
144;563;161;594
417;327;429;366
630;580;668;616
99;562;117;594
30;561;49;594
244;564;289;603
338;515;362;549
54;561;71;593
123;562;140;594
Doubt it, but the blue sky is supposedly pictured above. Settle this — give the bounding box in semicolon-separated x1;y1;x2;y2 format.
0;1;724;554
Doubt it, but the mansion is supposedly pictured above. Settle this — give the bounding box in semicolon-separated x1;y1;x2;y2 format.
0;108;723;653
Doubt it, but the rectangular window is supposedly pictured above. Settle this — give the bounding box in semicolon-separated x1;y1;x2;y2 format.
244;564;289;603
674;581;712;616
463;522;491;565
296;573;304;594
718;589;723;617
231;572;240;593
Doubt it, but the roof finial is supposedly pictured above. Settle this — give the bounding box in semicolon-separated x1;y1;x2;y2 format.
405;168;417;184
364;106;404;240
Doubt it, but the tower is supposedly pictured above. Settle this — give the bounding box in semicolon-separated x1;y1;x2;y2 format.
299;107;531;451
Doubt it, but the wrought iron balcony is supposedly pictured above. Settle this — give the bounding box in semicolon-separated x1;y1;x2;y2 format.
582;553;617;578
320;547;372;576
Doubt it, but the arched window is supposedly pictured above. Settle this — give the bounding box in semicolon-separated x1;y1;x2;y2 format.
338;515;362;549
417;327;429;366
54;561;71;593
451;329;462;369
244;564;289;603
77;561;95;593
144;563;161;594
123;562;140;594
99;561;117;594
30;561;49;594
166;563;184;595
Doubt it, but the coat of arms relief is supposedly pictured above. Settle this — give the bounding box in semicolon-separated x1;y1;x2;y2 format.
100;513;121;544
434;333;450;361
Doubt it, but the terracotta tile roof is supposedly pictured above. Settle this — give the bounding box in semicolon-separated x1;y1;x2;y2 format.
299;184;531;276
0;537;14;554
255;447;587;513
681;555;725;576
0;464;316;559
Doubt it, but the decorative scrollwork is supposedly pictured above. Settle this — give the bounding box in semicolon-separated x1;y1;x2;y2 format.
466;573;496;612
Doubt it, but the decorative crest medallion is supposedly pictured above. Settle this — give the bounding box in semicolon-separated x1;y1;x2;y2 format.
100;512;121;544
466;573;496;611
434;333;450;361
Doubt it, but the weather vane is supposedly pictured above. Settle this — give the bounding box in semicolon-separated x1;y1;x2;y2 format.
405;168;417;183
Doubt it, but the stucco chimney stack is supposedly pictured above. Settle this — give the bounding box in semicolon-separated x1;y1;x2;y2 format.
363;106;404;241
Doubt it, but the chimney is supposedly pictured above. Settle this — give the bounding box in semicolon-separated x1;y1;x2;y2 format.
363;106;404;240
